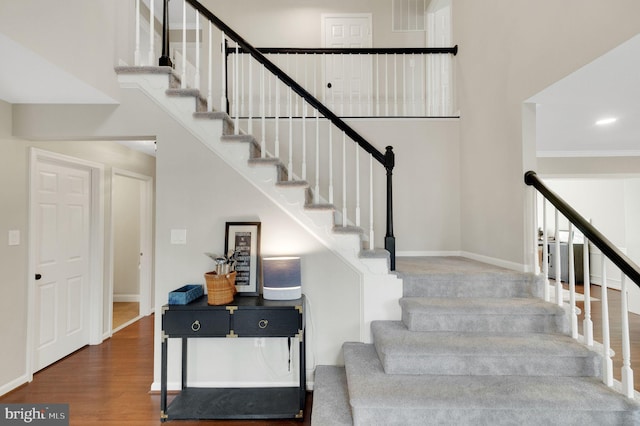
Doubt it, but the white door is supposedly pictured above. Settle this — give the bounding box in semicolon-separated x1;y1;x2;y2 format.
323;14;373;116
34;159;91;371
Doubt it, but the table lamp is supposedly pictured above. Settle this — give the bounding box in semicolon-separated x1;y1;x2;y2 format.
262;256;302;300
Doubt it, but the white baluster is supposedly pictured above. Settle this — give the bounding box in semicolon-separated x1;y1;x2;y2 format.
384;55;389;116
194;12;200;90
420;54;425;116
601;257;613;387
207;22;213;111
267;66;272;117
402;54;407;115
328;125;334;204
134;0;141;66
620;275;635;398
248;56;253;134
369;155;374;249
542;199;550;302
220;31;227;112
342;132;347;227
568;224;578;339
234;42;239;134
181;0;186;88
348;56;353;116
288;88;293;181
583;232;593;346
260;65;266;157
274;78;280;158
240;53;245;117
410;55;416;116
314;112;320;204
301;102;307;180
532;191;539;275
355;148;361;227
554;209;562;306
393;53;398;116
375;55;380;116
148;0;154;66
359;56;364;115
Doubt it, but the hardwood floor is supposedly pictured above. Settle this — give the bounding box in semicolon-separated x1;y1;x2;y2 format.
113;302;140;330
0;316;312;425
2;284;639;425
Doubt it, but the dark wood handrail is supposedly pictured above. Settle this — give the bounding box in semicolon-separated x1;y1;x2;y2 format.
167;0;396;268
524;171;640;287
229;46;458;55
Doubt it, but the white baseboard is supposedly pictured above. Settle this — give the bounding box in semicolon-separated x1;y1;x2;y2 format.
396;251;527;272
397;250;461;257
0;373;29;397
113;294;140;303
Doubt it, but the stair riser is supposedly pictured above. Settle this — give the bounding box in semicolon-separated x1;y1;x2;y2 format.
377;354;600;377
352;408;638;426
402;312;568;334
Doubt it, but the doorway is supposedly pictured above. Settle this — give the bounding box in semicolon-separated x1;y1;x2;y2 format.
322;14;373;116
109;169;153;333
28;149;104;376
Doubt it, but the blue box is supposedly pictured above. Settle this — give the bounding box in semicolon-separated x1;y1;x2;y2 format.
168;284;204;305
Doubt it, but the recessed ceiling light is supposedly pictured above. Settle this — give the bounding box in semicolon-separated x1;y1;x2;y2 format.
595;117;617;126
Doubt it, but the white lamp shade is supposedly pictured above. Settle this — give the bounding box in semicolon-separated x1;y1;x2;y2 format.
262;256;301;300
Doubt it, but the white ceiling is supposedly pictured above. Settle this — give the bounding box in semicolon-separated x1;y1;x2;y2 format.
530;34;640;157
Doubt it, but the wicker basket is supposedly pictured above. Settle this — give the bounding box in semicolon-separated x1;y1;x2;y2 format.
204;271;237;305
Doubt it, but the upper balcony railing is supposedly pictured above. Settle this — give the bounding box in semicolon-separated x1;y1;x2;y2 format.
224;45;458;118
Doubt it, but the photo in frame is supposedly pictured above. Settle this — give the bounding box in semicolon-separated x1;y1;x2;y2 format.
224;222;261;296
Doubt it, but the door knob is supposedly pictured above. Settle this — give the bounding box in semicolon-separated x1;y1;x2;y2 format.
35;274;42;280
327;82;332;88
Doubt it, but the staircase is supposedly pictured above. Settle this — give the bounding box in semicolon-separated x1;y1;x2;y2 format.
116;66;403;339
312;257;640;425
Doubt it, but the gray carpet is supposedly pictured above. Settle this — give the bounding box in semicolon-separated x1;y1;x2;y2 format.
312;256;640;425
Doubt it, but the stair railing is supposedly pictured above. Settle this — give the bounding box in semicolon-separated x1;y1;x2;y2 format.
525;170;640;398
135;0;397;269
225;45;458;117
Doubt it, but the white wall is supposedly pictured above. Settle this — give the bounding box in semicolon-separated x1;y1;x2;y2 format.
204;0;426;48
113;175;142;299
0;101;29;394
454;0;640;269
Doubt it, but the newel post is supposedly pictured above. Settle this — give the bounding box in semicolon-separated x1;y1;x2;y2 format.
384;146;396;271
159;0;172;66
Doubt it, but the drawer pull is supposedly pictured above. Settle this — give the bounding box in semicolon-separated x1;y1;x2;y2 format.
258;319;269;329
191;320;201;332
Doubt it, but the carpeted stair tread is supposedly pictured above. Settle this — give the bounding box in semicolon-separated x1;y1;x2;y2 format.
401;297;568;333
371;321;600;376
343;343;640;425
311;366;353;426
400;271;544;298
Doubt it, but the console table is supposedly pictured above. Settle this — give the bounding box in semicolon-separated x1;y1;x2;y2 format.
160;295;305;421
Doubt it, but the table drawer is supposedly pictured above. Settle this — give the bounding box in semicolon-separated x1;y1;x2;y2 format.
233;309;300;337
163;310;230;337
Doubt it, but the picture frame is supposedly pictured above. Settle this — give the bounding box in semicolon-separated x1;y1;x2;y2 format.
224;222;261;296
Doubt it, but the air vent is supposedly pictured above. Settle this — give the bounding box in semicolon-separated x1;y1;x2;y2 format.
392;0;427;32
